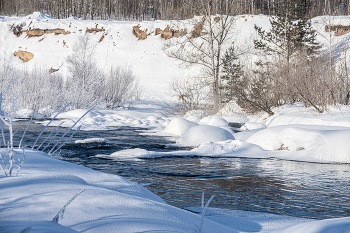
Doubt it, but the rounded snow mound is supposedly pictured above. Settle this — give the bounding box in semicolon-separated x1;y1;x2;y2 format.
163;118;198;136
247;126;350;163
207;116;229;127
177;125;235;147
96;148;151;159
241;122;266;131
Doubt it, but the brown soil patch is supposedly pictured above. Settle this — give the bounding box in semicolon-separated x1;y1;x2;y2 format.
49;68;59;73
133;25;148;40
38;38;44;42
190;17;207;39
99;34;105;43
326;25;350;36
14;50;34;62
155;26;187;40
214;16;220;23
24;28;71;37
86;26;105;33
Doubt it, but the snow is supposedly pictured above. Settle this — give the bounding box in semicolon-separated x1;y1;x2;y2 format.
163;117;198;136
240;122;266;131
96;148;152;159
2;12;350;232
177;125;235;147
207;116;229;127
0;149;237;233
246;126;350;163
75;138;110;144
270;217;350;233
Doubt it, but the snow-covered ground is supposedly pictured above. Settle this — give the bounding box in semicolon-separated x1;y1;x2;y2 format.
2;12;350;232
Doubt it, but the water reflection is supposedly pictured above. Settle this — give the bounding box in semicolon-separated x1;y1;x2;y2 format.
4;120;350;220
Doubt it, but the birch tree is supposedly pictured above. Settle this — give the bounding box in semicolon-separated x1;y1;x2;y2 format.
164;0;237;109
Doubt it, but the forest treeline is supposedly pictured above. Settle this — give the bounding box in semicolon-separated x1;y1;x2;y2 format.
0;0;349;20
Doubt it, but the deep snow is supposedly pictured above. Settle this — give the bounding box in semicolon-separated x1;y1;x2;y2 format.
2;12;350;233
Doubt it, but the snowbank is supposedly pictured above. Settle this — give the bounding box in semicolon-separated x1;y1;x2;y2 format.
0;149;237;233
271;217;350;233
177;125;235;147
192;140;267;158
246;126;350;163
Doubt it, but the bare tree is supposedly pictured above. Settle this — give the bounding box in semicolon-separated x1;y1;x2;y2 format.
66;35;104;109
105;66;142;108
164;0;237;110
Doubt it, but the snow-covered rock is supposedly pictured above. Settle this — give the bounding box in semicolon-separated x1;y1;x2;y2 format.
246;126;350;163
177;125;235;147
163;117;198;136
208;116;229;127
240;122;266;131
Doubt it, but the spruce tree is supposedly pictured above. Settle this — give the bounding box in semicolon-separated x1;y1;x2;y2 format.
254;0;321;66
220;46;242;103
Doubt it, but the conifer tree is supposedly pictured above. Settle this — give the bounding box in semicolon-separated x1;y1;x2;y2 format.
220;46;242;103
254;0;321;66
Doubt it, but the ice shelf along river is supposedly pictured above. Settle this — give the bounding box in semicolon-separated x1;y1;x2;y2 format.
6;120;350;220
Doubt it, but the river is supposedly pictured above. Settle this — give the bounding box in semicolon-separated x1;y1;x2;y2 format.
4;120;350;220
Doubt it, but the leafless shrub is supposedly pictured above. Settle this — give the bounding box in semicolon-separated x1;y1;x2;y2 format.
66;35;104;109
228;61;284;116
163;77;212;117
105;66;142;109
17;67;65;115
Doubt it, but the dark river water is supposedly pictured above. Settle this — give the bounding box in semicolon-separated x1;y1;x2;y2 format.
5;120;350;220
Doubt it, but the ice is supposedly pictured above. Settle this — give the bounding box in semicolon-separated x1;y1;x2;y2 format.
75;138;109;144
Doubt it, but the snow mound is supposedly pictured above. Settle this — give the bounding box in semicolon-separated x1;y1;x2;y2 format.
247;126;350;163
96;148;153;159
177;125;235;147
16;109;45;119
241;122;266;131
199;116;213;124
271;216;350;233
0;220;78;233
192;140;267;158
208;116;229;127
163;117;198;136
75;138;109;144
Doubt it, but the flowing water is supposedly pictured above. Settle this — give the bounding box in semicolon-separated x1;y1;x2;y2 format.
5;120;350;220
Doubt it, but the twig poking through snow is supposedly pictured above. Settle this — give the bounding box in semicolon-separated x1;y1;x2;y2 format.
0;93;6;147
197;192;214;233
52;189;85;223
37;121;64;151
50;125;81;155
32;102;71;150
49;99;104;155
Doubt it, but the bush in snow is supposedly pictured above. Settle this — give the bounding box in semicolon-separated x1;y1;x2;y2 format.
66;35;105;109
66;35;142;110
105;66;142;108
18;67;65;116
